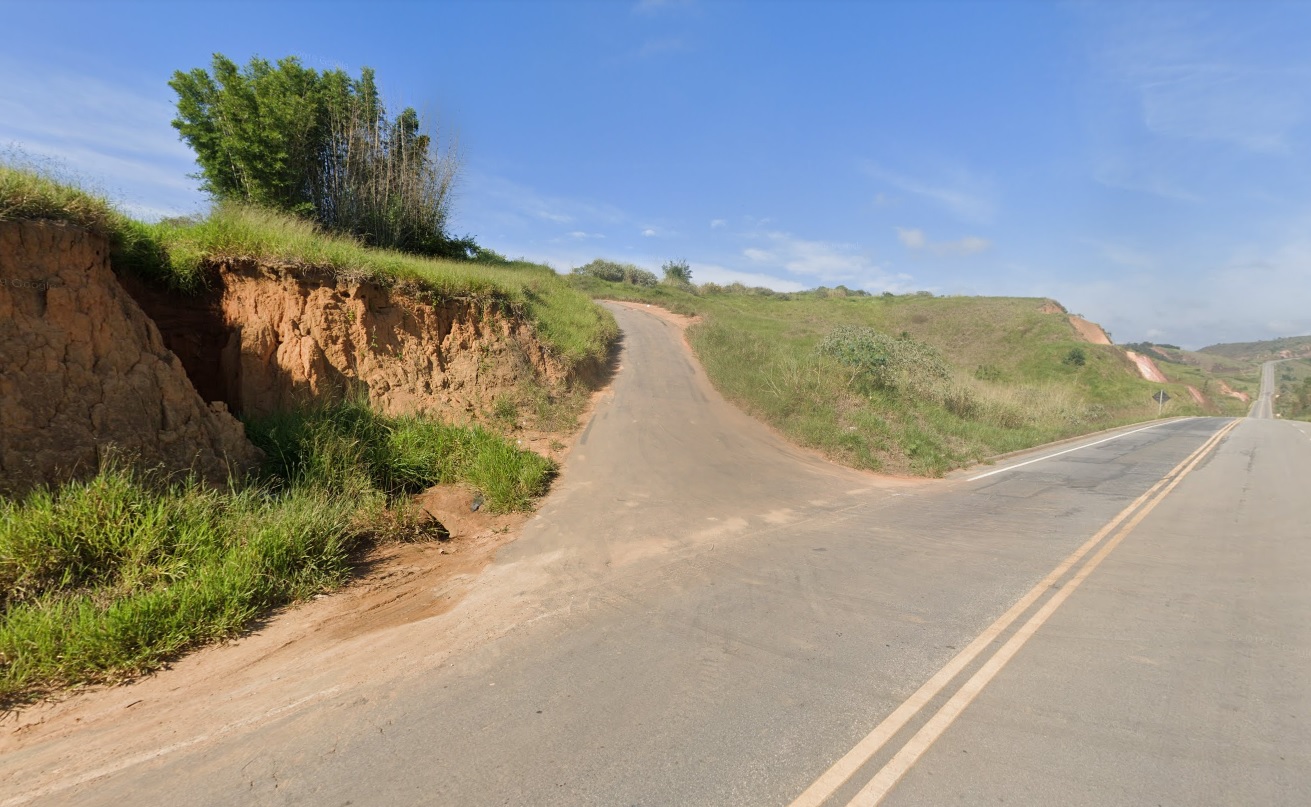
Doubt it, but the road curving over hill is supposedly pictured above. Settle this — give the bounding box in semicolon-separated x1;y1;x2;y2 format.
4;302;1310;806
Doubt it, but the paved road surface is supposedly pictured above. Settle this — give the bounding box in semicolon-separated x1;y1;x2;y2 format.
1250;359;1281;419
4;303;1308;806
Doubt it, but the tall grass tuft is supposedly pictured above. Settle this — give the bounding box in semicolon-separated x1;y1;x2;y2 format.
245;399;556;513
0;400;556;705
0;467;360;703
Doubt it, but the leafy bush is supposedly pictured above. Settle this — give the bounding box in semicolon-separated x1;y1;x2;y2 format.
571;259;657;286
1063;347;1088;367
817;325;952;396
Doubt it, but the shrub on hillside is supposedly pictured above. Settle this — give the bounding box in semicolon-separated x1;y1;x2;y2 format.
662;258;693;285
817;325;952;397
571;259;658;286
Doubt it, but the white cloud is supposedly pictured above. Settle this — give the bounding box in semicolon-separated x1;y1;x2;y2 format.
710;218;727;229
642;228;657;237
861;161;995;222
897;227;990;256
693;263;806;292
567;231;605;240
1047;233;1311;348
0;61;203;215
735;230;916;292
1084;238;1157;270
896;227;926;249
1091;6;1308;155
462;170;627;231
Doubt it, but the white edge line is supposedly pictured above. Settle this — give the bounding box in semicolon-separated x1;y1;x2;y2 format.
967;423;1167;481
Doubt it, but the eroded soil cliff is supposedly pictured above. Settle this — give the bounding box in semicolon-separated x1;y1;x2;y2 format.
0;221;261;495
127;260;574;422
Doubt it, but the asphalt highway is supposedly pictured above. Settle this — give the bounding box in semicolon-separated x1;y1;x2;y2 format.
5;304;1307;806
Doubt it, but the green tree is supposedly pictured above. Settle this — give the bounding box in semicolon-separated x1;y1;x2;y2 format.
170;54;464;256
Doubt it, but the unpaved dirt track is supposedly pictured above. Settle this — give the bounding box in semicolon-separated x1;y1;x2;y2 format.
4;303;1309;806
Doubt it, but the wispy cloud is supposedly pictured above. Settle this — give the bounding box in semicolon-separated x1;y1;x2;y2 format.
1091;154;1203;202
464;171;627;230
897;227;990;256
739;230;916;292
1090;4;1309;155
709;218;727;228
896;227;926;249
1048;229;1311;347
1139;67;1305;153
0;61;203;215
1083;238;1156;270
861;161;995;222
692;263;807;292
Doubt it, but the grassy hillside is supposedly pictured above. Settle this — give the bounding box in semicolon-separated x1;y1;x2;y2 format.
1122;342;1260;412
1275;359;1311;421
1198;334;1311;363
571;276;1209;476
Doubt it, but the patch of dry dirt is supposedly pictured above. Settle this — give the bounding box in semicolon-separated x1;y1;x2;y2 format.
1067;314;1112;345
0;221;260;496
1218;379;1251;403
1125;349;1169;383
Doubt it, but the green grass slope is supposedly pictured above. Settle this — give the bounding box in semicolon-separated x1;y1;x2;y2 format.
1198;334;1311;363
1122;342;1261;412
572;277;1210;476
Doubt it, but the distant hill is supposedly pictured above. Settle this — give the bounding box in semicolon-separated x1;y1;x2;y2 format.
1199;334;1311;362
1122;341;1252;375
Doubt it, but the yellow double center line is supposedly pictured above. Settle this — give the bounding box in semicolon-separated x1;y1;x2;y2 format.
789;418;1241;807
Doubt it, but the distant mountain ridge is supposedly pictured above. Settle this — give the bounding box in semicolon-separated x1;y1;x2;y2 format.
1199;334;1311;361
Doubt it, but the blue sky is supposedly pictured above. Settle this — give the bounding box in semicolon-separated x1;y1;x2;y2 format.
3;0;1310;348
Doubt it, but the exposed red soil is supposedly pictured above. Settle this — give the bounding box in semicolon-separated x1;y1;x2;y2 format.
1067;315;1112;345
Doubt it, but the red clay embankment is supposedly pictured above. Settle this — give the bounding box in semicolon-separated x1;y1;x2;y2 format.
0;221;261;496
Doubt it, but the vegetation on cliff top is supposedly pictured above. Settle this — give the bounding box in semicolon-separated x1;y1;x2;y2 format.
170;54;471;259
0;160;615;366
